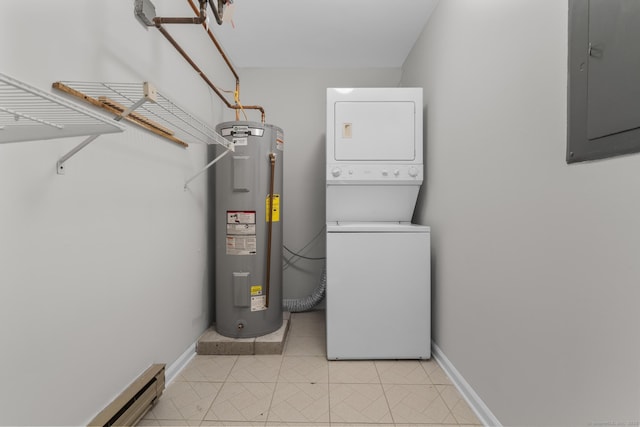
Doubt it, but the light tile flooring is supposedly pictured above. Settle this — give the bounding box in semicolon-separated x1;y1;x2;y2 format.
140;311;482;427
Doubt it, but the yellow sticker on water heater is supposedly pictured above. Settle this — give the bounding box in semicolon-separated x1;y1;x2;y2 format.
250;285;262;296
265;194;280;222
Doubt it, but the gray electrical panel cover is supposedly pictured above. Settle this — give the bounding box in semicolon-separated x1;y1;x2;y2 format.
567;0;640;163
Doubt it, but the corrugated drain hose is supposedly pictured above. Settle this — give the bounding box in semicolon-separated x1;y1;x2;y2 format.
283;265;326;313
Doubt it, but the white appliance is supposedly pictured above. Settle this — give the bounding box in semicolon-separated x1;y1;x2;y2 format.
326;87;431;360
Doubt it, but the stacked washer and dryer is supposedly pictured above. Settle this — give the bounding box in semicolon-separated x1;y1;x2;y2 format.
326;88;431;360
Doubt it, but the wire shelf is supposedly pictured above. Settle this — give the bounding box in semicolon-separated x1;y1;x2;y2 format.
55;81;233;150
0;73;125;144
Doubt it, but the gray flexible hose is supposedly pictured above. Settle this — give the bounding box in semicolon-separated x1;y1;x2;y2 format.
283;266;326;313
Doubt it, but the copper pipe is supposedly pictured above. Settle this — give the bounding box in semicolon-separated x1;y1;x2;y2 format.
264;152;277;308
232;104;265;123
187;0;239;82
154;1;264;121
154;24;233;108
186;0;265;122
154;16;204;24
187;0;241;120
154;1;207;25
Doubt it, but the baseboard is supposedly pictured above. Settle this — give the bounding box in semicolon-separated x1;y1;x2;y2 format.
165;342;196;385
432;341;502;427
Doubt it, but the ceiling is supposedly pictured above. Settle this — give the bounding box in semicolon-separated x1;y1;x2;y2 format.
209;0;440;68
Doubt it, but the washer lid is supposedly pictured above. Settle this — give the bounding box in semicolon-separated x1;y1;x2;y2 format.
326;222;430;233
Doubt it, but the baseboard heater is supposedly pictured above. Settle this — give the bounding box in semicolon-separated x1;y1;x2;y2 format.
89;364;165;427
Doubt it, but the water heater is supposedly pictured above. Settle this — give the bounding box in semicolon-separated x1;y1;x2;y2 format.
214;121;284;338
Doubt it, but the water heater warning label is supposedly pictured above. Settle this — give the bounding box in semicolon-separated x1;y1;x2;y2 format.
250;286;266;311
226;236;256;255
228;211;255;224
227;223;256;235
265;195;280;222
227;211;257;255
251;295;266;311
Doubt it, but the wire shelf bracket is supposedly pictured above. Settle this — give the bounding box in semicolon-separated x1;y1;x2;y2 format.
56;86;155;174
0;72;125;145
52;80;234;182
183;148;230;190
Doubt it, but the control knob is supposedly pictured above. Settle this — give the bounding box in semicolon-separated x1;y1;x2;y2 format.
408;166;419;178
331;167;342;177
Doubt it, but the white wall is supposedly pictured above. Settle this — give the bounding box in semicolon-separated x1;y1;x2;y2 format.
402;0;640;425
0;2;234;425
226;68;402;300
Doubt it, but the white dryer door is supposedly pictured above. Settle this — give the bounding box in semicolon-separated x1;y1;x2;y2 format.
334;101;416;161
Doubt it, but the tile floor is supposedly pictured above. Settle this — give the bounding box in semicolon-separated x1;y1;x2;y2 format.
139;310;482;427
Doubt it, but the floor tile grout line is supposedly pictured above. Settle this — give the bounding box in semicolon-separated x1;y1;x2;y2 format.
263;351;287;424
375;361;397;425
153;311;472;426
436;382;460;424
327;371;333;426
197;354;242;424
418;357;435;384
198;380;223;424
